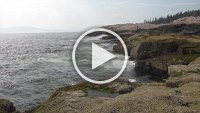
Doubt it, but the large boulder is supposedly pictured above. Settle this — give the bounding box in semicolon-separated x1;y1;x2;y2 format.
168;65;188;77
0;99;18;113
168;57;200;77
115;85;132;94
166;73;200;87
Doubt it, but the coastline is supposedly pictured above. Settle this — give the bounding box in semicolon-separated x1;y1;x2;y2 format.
1;22;200;113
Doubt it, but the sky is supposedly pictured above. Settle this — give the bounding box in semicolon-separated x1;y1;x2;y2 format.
0;0;199;32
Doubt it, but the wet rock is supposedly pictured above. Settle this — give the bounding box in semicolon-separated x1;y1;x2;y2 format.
0;99;18;113
113;43;124;54
135;59;169;79
135;60;150;73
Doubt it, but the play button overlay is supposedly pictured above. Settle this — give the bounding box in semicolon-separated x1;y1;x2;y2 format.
72;28;128;84
92;43;116;70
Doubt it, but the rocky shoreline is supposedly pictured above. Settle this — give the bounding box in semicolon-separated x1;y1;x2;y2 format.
21;57;200;113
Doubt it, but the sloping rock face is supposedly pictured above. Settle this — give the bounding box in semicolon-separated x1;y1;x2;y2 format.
0;99;18;113
135;41;179;60
26;82;133;113
32;90;108;113
130;37;200;60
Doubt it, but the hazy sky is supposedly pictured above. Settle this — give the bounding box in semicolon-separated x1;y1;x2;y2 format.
0;0;199;31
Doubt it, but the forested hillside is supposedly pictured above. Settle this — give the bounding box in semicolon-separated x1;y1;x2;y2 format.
145;9;200;24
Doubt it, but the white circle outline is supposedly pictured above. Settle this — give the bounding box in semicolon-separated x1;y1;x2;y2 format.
72;28;128;84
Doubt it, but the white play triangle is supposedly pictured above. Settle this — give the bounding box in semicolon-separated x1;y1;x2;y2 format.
92;43;115;70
